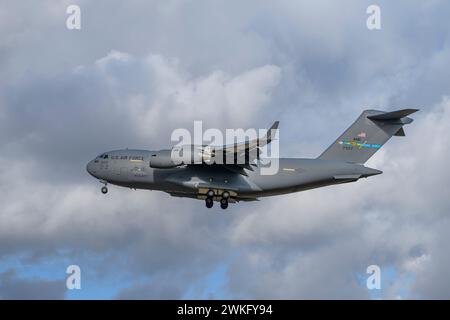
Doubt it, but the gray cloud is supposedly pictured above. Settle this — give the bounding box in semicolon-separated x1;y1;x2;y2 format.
116;276;184;300
0;269;66;300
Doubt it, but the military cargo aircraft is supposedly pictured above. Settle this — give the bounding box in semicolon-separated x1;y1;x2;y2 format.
86;109;418;209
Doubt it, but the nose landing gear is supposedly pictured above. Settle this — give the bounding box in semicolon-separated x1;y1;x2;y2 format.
101;183;108;194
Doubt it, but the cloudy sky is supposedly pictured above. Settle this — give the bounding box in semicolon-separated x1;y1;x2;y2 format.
1;0;449;299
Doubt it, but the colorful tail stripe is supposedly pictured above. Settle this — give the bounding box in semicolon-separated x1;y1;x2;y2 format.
338;140;382;149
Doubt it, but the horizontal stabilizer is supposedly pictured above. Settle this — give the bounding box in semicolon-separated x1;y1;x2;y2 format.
367;109;419;121
333;174;362;180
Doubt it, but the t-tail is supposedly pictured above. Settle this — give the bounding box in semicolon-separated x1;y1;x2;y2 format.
318;109;419;164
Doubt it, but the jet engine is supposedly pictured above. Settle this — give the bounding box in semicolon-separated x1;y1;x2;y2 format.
149;149;184;168
149;146;219;169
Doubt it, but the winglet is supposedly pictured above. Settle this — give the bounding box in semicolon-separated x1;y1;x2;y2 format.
265;121;280;144
269;121;280;131
367;109;419;121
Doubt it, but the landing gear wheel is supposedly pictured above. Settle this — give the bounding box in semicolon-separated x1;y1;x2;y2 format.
101;186;108;194
205;197;213;208
220;198;228;210
206;190;215;198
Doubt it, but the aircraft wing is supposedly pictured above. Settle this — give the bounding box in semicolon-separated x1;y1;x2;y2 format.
201;121;279;166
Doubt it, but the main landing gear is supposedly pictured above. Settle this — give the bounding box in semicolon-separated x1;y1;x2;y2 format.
205;197;213;208
205;190;230;210
220;198;228;210
220;191;230;210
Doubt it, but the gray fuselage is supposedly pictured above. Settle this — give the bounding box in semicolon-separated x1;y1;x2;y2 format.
86;149;382;202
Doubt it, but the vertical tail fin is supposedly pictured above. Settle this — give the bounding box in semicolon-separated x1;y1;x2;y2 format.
318;109;418;164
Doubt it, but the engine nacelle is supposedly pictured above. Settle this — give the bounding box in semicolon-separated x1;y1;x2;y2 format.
170;145;216;165
149;149;184;169
150;145;221;169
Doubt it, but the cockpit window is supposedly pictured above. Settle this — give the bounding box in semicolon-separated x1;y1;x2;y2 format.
98;154;109;159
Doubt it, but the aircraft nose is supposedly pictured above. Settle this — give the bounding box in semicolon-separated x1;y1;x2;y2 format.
86;160;97;177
